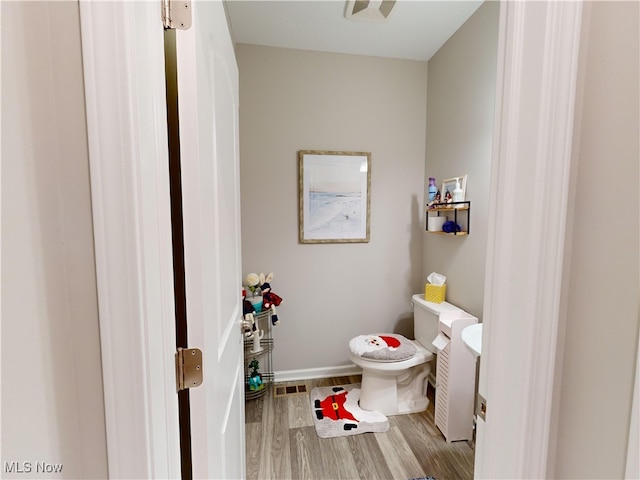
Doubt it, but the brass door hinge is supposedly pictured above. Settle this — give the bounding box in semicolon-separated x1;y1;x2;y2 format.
476;393;487;421
175;347;203;392
162;0;192;30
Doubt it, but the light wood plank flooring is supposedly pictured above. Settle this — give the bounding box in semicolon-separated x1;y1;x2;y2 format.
245;376;475;480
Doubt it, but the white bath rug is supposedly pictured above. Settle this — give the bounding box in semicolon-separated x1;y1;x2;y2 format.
310;384;389;438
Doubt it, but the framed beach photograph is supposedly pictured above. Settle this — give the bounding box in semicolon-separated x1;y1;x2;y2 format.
441;174;467;203
298;150;371;244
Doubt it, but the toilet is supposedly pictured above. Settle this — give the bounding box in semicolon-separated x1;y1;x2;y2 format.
348;294;461;416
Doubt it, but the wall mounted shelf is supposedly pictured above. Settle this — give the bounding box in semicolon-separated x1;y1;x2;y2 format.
426;201;471;235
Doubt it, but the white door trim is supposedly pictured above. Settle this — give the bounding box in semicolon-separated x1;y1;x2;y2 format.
475;2;583;478
79;2;180;478
626;334;640;478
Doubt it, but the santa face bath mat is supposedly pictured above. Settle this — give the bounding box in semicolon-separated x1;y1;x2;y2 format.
310;384;389;438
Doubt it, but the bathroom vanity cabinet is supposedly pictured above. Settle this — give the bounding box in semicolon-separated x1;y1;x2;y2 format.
433;310;478;442
426;201;471;235
244;309;274;400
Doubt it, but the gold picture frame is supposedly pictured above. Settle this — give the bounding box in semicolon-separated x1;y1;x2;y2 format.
298;150;371;244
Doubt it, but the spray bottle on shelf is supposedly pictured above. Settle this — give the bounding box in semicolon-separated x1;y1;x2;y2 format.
428;177;438;203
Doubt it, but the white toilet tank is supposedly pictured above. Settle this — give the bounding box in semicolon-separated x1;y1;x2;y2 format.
412;294;462;353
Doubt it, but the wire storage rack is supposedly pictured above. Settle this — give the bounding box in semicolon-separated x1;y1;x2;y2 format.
244;309;274;400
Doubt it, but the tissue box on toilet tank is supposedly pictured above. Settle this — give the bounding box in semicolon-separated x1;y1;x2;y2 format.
424;283;446;303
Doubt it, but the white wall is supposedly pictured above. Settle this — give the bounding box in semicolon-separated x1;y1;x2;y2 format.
1;2;108;478
237;45;427;372
422;1;500;318
553;2;639;477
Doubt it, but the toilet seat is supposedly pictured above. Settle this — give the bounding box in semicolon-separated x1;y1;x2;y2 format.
349;333;417;362
350;340;433;372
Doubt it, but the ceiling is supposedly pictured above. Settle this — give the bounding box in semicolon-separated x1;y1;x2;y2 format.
225;1;484;62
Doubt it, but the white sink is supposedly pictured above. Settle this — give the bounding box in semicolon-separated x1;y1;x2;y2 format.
461;323;482;358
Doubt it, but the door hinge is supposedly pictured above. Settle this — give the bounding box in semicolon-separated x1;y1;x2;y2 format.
162;0;192;30
476;393;487;421
175;347;203;392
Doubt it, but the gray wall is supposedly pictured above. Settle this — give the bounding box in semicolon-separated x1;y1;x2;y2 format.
554;2;639;477
1;2;108;478
237;45;428;372
422;1;500;319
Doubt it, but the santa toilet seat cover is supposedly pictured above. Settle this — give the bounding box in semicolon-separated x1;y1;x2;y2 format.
349;333;417;362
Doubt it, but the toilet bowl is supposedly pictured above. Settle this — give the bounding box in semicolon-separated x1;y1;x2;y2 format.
349;337;432;415
348;294;462;416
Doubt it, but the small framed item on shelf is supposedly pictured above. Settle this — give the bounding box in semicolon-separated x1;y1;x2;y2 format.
441;175;467;203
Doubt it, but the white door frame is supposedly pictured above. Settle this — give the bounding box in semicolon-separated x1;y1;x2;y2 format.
80;1;589;478
79;2;180;478
474;1;583;478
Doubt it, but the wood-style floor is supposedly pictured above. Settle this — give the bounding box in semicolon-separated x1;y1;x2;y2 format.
245;376;475;480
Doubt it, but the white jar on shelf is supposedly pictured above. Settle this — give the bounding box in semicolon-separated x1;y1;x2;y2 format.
452;178;464;206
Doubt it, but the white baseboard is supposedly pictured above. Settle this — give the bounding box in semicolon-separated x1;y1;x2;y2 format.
275;364;362;383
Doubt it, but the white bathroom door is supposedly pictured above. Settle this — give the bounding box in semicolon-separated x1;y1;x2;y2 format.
175;1;246;478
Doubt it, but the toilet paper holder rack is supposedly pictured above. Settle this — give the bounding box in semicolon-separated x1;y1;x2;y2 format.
425;201;471;236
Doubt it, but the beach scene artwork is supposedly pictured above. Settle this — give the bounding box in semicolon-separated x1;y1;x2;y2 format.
300;152;370;243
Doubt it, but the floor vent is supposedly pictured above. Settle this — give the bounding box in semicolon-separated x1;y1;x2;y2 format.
273;384;307;397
